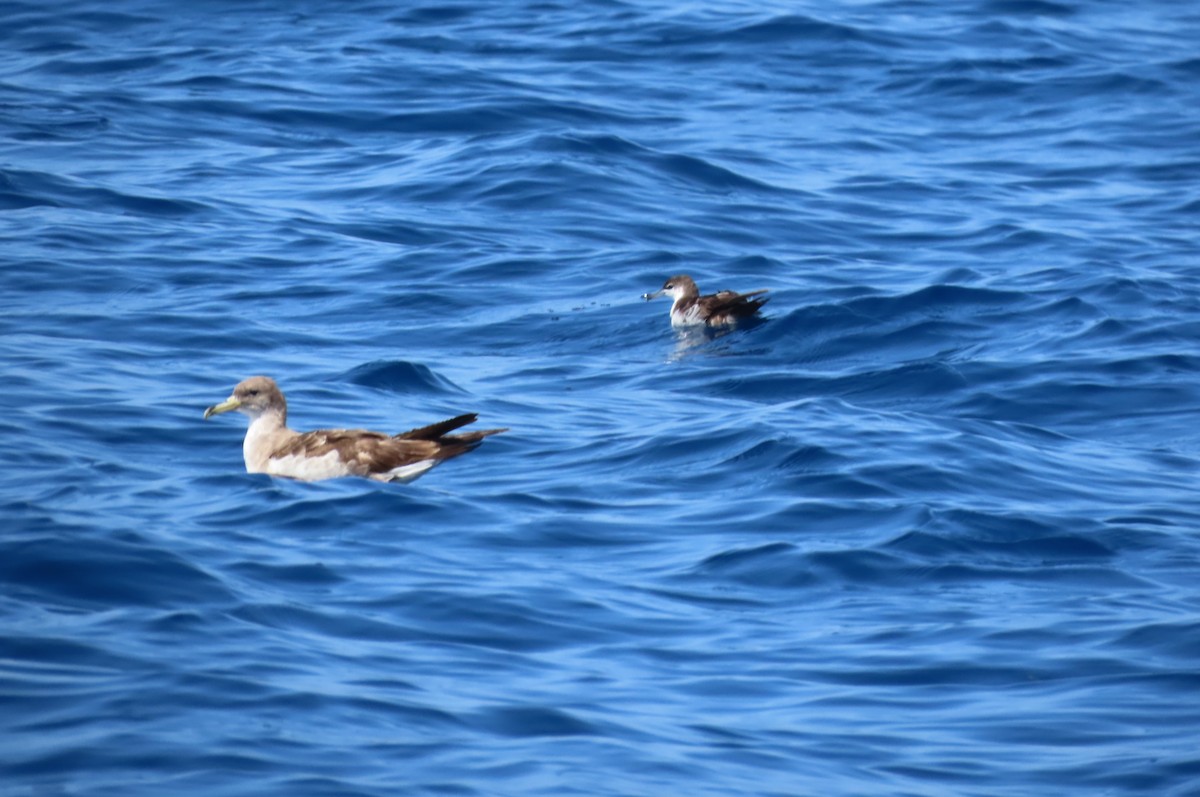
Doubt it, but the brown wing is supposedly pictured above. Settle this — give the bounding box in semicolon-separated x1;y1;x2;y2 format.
276;424;507;478
395;413;508;449
395;413;480;441
273;428;443;477
698;289;769;324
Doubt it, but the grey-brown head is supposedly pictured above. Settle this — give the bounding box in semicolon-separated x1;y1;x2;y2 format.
641;274;700;302
204;375;287;422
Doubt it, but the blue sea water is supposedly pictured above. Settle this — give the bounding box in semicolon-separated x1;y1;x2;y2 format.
2;0;1199;794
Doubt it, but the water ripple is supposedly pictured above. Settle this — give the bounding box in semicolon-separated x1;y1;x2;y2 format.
2;0;1199;795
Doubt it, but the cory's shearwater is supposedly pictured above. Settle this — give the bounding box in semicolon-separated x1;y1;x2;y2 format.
204;376;505;483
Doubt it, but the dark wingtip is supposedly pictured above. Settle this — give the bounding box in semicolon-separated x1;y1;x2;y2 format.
394;413;481;441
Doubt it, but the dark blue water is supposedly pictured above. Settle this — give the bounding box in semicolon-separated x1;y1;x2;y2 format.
3;1;1200;794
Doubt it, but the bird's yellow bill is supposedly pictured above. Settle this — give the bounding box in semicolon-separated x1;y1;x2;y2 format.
203;397;241;419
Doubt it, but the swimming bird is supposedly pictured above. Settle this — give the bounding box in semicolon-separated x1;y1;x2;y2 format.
203;376;505;483
641;274;769;327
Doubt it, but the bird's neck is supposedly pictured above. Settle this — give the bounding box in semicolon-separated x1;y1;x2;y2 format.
674;291;695;308
243;409;291;473
671;292;698;319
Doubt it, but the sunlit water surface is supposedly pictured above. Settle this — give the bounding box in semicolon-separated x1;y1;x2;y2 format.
2;1;1199;795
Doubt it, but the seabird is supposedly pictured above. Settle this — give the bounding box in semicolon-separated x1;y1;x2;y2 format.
642;274;769;327
204;376;506;483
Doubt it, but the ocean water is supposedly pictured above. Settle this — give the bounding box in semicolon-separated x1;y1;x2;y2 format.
2;0;1199;794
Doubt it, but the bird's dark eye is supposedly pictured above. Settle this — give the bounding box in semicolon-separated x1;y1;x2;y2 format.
246;389;259;397
665;283;673;289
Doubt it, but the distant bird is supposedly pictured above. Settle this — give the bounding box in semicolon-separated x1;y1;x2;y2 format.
642;274;769;327
204;376;505;483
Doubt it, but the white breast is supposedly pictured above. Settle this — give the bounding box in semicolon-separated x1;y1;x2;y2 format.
670;303;704;327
